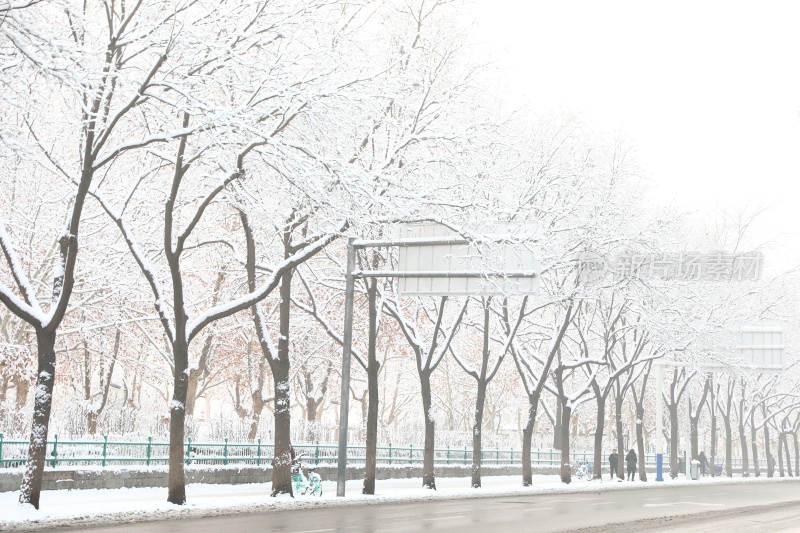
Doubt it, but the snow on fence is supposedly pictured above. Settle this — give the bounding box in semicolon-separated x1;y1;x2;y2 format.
0;433;761;470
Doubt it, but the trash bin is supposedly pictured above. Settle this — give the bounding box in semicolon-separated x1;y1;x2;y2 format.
678;458;686;474
690;459;700;480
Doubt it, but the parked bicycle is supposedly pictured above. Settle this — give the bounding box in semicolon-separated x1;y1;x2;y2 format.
572;459;592;480
291;453;322;496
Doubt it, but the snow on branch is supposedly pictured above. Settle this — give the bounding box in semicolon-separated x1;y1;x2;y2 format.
0;0;42;13
92;125;198;171
292;271;367;370
0;219;43;324
429;297;469;371
187;226;343;343
83;185;176;343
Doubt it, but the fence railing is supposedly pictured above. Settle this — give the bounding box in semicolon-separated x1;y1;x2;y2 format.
0;433;764;471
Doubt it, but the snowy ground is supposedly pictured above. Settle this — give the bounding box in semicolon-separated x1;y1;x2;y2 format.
0;473;793;531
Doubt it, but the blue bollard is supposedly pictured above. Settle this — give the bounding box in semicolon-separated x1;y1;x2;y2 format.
656;453;664;481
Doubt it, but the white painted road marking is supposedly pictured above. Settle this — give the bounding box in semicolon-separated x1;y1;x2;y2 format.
422;515;463;522
644;501;725;508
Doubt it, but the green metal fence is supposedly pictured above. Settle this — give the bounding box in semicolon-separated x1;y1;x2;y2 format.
0;433;758;470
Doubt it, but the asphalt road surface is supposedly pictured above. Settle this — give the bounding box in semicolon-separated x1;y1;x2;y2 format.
68;480;800;533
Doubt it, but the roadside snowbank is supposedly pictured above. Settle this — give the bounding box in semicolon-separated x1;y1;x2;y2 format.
0;473;792;531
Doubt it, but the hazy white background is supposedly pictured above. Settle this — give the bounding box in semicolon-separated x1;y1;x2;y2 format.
466;0;800;272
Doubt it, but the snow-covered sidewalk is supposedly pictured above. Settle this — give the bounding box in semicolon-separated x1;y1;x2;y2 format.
0;473;792;531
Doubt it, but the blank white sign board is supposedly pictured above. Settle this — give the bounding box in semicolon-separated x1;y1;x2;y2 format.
738;326;784;370
397;222;540;296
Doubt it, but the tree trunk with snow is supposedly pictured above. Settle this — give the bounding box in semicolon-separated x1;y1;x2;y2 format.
633;392;647;481
614;393;625;481
762;403;773;478
635;413;647;481
723;413;733;477
247;412;261;442
270;266;294;497
521;394;540;486
18;329;56;509
689;378;710;462
559;398;572;484
363;279;380;495
738;417;750;477
592;384;605;480
668;401;679;479
750;409;760;477
470;301;493;489
167;334;190;505
420;369;436;489
271;362;293;496
553;400;563;450
720;379;734;477
470;373;488;488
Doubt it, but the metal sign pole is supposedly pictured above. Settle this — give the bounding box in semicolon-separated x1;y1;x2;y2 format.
336;238;357;497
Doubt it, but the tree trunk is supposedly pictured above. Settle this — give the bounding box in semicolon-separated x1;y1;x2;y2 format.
15;375;30;409
271;266;294;497
750;410;760;477
560;400;572;484
777;430;784;477
782;431;792;477
521;394;538;486
709;385;717;477
87;411;98;435
669;403;679;478
271;363;293;496
247;412;260;442
689;379;709;463
471;302;491;489
763;404;772;478
471;378;487;488
635;400;647;481
18;329;57;509
185;376;199;417
722;414;733;477
420;369;436;489
553;400;562;450
592;394;605;480
362;280;380;495
614;395;624;480
793;431;799;477
167;341;189;505
738;419;750;477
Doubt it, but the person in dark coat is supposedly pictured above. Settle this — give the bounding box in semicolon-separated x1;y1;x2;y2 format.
698;451;708;476
626;449;637;481
608;449;618;479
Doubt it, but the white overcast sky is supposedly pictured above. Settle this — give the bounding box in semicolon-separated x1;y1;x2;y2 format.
466;0;800;269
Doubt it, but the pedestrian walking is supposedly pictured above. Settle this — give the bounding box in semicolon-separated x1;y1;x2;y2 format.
698;451;708;476
608;449;618;480
626;449;637;481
